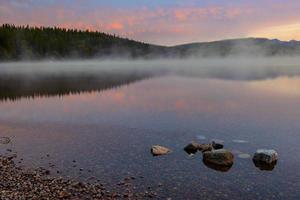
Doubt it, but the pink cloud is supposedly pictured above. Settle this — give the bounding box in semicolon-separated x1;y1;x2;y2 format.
1;1;300;45
174;10;188;21
106;22;124;31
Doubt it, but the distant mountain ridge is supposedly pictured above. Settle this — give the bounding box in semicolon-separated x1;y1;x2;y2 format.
169;38;300;57
1;24;300;60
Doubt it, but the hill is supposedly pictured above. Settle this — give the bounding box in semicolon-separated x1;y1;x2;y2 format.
0;24;166;60
1;24;300;60
169;38;300;57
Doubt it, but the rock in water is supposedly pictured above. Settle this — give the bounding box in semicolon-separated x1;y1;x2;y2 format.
0;137;11;144
253;159;277;171
184;141;200;155
203;149;234;166
151;145;171;156
211;140;224;149
253;149;278;164
203;160;233;172
198;144;213;152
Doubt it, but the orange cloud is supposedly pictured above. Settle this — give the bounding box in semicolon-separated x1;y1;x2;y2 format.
249;23;300;41
106;22;124;31
174;10;188;21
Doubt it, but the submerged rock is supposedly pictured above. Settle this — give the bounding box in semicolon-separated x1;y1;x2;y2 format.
0;137;11;144
203;149;234;167
253;149;278;164
184;142;199;155
151;145;171;156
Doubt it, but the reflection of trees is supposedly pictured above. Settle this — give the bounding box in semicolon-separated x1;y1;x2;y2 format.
0;71;152;101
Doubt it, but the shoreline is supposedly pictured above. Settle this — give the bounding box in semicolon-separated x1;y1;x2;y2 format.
0;154;157;199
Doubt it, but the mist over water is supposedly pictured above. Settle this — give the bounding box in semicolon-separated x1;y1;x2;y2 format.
1;56;300;79
1;57;300;100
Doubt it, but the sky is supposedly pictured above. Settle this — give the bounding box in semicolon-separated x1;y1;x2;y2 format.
1;0;300;45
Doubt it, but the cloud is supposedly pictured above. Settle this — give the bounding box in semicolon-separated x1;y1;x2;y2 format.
106;22;124;31
1;0;300;45
249;23;300;41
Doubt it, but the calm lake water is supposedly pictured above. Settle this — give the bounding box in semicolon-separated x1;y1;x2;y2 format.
0;66;300;199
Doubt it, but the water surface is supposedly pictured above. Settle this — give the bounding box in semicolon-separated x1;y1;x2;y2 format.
0;69;300;199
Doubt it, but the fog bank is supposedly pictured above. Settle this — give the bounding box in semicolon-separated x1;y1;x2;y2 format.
1;57;300;81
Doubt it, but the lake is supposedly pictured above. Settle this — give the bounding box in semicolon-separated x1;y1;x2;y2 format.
0;61;300;199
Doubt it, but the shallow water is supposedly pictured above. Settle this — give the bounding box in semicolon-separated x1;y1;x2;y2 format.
0;71;300;199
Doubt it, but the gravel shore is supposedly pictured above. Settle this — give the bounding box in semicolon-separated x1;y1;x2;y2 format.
0;155;157;199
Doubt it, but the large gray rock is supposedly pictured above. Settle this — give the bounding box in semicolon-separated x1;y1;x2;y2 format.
203;149;234;166
151;145;171;156
253;149;278;164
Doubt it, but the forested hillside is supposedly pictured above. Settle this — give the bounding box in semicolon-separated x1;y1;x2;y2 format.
1;24;300;60
0;24;165;60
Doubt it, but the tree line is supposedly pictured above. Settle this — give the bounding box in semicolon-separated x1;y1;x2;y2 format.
0;24;165;60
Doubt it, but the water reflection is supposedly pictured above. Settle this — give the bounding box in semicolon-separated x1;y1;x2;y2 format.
0;74;300;199
0;71;152;101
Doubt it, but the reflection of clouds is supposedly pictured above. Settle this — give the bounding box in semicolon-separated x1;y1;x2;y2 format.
249;76;300;96
174;99;188;110
110;91;126;103
0;76;300;123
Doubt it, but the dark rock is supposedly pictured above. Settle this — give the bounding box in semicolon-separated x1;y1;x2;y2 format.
253;159;277;171
203;149;234;167
253;149;278;164
211;140;224;149
184;142;212;154
0;137;11;144
184;141;200;154
198;144;213;152
203;160;233;172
